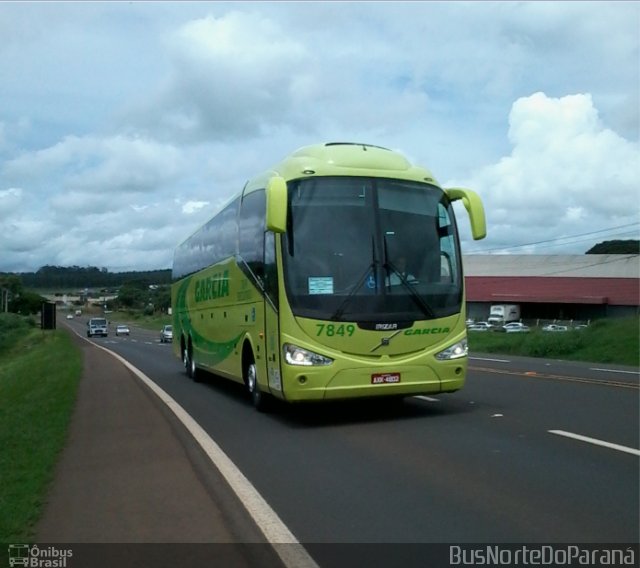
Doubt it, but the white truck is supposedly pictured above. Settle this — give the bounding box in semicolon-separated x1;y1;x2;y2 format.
487;304;520;325
87;317;108;337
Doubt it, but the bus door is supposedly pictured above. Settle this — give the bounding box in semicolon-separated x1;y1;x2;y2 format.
263;231;283;397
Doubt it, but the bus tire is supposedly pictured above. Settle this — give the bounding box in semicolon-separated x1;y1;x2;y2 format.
182;342;191;376
246;360;269;412
184;341;201;383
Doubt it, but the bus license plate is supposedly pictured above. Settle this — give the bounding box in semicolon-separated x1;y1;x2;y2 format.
371;372;401;384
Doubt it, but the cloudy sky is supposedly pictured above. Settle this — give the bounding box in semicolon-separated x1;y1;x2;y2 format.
1;1;638;273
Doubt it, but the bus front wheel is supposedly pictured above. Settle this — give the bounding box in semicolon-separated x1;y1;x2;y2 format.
246;361;269;412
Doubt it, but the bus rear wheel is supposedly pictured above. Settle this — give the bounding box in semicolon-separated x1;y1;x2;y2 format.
184;341;201;383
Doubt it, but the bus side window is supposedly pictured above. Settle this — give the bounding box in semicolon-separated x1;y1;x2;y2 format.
239;189;266;284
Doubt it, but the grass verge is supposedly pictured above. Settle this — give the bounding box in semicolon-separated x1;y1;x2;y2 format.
468;316;639;367
107;310;171;332
0;325;82;543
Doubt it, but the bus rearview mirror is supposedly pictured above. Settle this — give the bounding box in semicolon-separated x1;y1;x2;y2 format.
444;187;487;240
266;177;288;233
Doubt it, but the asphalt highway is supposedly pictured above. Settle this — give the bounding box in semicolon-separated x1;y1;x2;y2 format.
62;318;639;563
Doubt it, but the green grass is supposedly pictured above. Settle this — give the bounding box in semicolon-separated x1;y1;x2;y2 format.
469;316;640;367
101;309;169;331
0;322;82;543
0;313;36;354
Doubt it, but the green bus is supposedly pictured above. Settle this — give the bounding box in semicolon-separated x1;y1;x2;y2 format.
171;142;486;410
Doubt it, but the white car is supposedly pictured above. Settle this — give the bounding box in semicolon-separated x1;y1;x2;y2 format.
542;324;568;332
503;322;530;333
160;324;173;343
115;324;130;336
468;322;493;331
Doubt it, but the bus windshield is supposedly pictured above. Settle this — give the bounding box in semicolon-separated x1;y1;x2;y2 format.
282;176;463;323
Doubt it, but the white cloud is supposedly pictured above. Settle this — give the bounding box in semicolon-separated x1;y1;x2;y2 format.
0;187;23;215
173;11;305;67
0;2;638;272
181;200;209;215
5;135;183;194
124;11;309;143
2;216;58;253
563;206;586;222
453;92;640;253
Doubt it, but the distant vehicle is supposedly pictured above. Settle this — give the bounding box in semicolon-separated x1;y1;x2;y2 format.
543;324;568;332
160;324;173;343
503;322;530;333
115;324;130;336
66;314;74;320
487;304;521;325
468;321;494;331
465;318;475;326
87;317;108;337
75;309;82;316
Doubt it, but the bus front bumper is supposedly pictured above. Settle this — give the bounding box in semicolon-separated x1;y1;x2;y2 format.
281;360;467;402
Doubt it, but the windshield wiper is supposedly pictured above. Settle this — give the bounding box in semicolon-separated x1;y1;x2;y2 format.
383;235;435;319
330;236;378;321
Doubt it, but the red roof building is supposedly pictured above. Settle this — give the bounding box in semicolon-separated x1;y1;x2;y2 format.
463;255;639;321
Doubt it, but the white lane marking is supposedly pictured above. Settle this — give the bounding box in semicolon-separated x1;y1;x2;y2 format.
549;430;640;457
414;395;440;402
590;367;640;375
74;331;319;568
470;356;510;363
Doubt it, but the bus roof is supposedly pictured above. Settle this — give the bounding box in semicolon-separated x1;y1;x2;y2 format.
244;142;440;192
176;142;441;249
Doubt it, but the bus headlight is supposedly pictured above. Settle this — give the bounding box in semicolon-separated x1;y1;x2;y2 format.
283;344;334;366
435;338;468;361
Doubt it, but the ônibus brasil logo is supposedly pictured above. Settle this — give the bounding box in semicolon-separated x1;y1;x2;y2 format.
8;545;73;568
